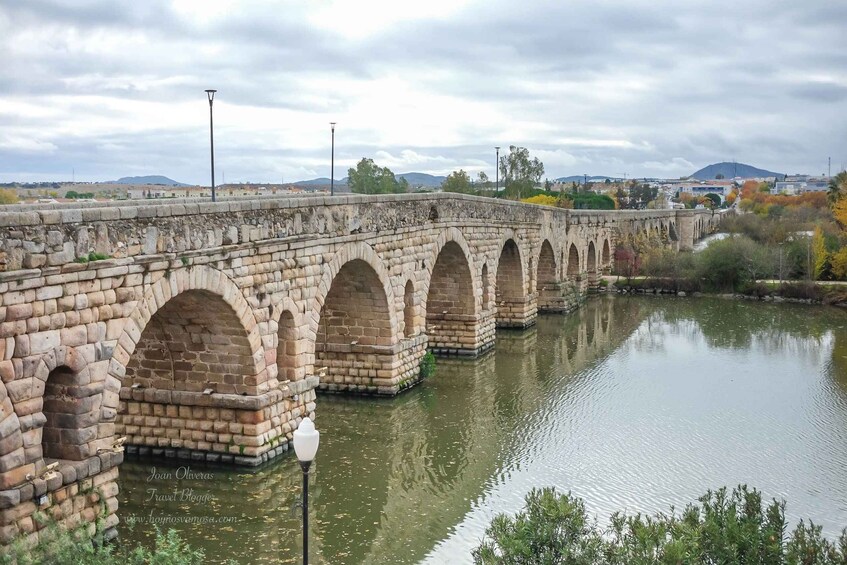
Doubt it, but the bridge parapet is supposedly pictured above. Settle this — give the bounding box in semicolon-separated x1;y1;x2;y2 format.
0;193;719;273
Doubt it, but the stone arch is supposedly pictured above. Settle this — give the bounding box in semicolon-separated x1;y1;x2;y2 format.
311;241;399;344
112;266;264;393
567;243;580;277
33;345;102;464
536;240;557;293
426;240;476;351
426;227;480;302
587;241;597;273
0;379;24;487
316;259;394;349
496;239;525;303
602;239;611;267
403;279;415;338
276;306;302;382
481;263;491;311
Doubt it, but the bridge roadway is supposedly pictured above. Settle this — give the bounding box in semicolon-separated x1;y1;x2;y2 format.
0;192;719;546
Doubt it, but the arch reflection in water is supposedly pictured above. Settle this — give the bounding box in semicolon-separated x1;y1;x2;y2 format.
119;297;847;564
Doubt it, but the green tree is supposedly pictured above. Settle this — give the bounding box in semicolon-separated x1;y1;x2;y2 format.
474;486;847;565
442;169;474;194
348;158;405;194
498;145;544;200
627;183;658;209
703;192;721;208
828;171;847;203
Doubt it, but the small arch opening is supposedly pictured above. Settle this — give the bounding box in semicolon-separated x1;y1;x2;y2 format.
481;263;490;310
567;244;580;277
43;365;92;461
404;280;415;338
277;310;300;382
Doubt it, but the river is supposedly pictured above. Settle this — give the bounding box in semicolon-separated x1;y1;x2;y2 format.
117;296;847;564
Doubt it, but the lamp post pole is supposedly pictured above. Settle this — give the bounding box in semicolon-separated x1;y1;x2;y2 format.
495;146;500;194
293;417;320;565
205;89;217;202
330;122;336;196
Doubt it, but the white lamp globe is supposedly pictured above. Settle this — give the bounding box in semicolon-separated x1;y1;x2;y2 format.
293;416;320;462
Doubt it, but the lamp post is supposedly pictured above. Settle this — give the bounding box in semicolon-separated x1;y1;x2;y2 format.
205;89;217;202
330;122;336;196
495;146;500;194
293;416;320;565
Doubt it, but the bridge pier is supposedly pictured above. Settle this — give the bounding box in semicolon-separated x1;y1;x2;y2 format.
317;335;428;395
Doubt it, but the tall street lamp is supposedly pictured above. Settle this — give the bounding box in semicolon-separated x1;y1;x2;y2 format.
293;416;320;565
205;89;217;202
495;146;500;194
330;122;336;196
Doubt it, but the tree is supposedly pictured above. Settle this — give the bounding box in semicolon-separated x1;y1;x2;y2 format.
498;145;544;200
626;183;658;209
442;169;474;194
473;486;847;565
348;158;405;194
703;192;721;208
828;171;847;203
477;171;490;189
715;173;725;179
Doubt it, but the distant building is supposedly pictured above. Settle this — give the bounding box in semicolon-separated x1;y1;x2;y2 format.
774;177;829;195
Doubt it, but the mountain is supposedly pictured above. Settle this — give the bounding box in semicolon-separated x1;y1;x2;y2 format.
293;177;339;186
397;172;446;187
689;162;784;181
294;172;446;187
556;175;618;184
113;175;188;186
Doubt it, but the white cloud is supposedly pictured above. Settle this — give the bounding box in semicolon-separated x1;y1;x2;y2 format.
0;0;845;183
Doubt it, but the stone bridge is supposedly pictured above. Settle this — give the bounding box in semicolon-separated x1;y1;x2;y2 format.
0;193;719;546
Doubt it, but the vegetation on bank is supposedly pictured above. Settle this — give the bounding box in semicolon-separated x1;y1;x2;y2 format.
473;486;847;564
613;176;847;301
1;520;210;565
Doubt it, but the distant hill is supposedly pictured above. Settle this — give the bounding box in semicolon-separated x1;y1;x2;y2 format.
397;172;446;187
556;175;618;184
112;175;188;186
689;162;784;181
294;172;446;188
293;177;339;186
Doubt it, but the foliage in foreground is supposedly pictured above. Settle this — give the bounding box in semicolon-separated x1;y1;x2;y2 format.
1;518;207;565
473;486;847;565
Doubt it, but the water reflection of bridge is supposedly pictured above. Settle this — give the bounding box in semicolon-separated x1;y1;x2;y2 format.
329;297;649;565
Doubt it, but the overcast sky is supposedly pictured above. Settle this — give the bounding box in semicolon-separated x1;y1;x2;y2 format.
1;0;845;184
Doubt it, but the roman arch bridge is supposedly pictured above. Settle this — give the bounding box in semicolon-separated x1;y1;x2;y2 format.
0;193;718;545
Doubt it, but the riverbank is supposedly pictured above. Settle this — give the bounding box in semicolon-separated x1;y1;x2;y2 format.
602;275;847;307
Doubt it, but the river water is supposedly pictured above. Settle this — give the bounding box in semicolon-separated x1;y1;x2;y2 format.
117;296;847;564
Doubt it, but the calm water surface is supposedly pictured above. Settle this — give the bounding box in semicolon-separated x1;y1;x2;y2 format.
117;296;847;564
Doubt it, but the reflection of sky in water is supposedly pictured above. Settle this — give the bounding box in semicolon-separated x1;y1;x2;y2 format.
425;298;847;564
118;297;847;564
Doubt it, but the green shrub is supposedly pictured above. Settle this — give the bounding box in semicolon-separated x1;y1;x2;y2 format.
1;518;207;565
419;351;436;380
473;486;847;565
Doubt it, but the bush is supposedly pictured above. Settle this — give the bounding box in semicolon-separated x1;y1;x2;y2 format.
777;281;823;301
1;518;208;565
473;486;847;565
419;351;436;380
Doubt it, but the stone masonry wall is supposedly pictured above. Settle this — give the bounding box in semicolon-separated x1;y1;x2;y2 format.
0;193;721;549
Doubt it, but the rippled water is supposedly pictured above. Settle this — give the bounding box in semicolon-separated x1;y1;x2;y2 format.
117;296;847;564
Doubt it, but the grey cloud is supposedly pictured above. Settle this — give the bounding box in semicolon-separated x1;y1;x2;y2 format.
1;0;845;183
